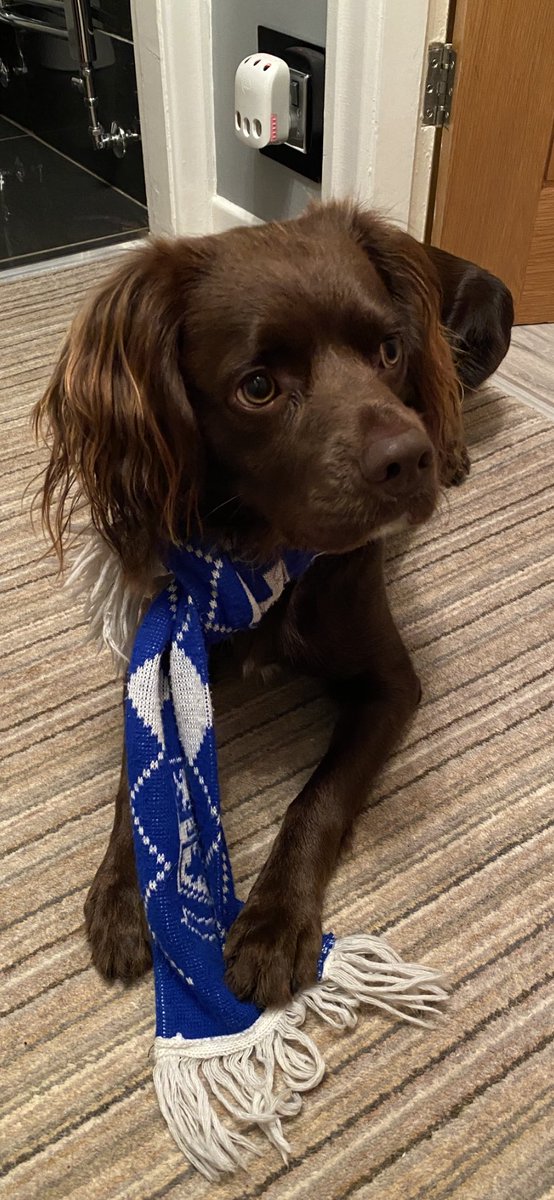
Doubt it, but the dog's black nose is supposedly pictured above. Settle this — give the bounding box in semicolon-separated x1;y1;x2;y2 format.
363;428;434;495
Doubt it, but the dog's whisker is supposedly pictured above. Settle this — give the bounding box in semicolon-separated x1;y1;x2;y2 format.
203;494;241;519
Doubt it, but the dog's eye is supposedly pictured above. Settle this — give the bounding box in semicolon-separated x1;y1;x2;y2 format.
379;337;402;368
237;371;277;406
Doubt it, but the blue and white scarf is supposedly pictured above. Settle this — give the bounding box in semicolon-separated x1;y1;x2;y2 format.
125;541;447;1179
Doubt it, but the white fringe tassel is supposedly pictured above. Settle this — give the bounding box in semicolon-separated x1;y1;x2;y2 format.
153;934;448;1180
66;527;168;670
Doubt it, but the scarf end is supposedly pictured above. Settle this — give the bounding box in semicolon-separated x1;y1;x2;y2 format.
153;1009;322;1181
153;933;448;1180
314;931;448;1027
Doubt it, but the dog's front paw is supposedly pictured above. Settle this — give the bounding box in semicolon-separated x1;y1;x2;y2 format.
84;864;152;982
442;444;471;488
224;897;322;1008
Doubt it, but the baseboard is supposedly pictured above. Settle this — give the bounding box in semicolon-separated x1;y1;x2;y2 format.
211;196;264;233
494;372;554;421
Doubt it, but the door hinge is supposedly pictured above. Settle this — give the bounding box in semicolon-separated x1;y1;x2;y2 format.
423;42;457;127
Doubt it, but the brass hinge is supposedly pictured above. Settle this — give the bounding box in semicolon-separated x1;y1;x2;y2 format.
423;42;457;127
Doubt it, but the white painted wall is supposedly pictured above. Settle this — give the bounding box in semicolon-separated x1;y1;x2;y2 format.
131;0;215;237
212;0;326;224
132;0;450;240
322;0;449;237
129;0;173;236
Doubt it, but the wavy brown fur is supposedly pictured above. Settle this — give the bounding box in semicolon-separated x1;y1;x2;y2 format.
30;200;515;1014
33;243;204;575
34;201;509;582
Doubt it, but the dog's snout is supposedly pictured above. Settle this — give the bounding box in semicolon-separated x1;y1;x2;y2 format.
363;428;434;495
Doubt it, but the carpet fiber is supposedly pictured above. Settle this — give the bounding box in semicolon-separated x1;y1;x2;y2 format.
1;259;553;1200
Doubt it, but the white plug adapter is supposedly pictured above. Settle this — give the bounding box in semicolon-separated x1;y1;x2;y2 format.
234;54;290;148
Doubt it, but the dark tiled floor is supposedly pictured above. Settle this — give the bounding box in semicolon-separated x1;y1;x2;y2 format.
0;117;147;269
0;115;23;139
0;37;146;204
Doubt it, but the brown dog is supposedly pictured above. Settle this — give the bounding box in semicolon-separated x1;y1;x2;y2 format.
34;202;513;1007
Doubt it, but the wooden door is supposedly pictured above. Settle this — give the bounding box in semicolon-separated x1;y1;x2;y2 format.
430;0;554;323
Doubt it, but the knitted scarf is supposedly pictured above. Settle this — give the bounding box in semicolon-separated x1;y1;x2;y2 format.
125;541;447;1180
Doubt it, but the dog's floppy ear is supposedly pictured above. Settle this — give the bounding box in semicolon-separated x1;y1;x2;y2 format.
424;245;514;389
349;207;468;486
34;239;211;576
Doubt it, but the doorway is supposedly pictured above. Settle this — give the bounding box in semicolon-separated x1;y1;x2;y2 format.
0;0;147;270
428;0;554;323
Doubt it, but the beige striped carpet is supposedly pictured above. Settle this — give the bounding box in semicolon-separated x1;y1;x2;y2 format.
1;258;553;1200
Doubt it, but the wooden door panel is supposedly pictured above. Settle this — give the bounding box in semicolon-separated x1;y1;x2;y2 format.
546;132;554;184
518;186;554;323
431;0;554;322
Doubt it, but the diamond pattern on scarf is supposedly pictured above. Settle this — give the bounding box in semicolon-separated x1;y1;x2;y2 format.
125;540;447;1179
125;540;315;1041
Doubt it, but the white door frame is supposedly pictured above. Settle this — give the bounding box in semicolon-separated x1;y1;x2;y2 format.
131;0;450;240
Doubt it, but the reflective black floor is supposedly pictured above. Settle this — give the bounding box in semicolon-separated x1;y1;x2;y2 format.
0;116;19;138
0;116;148;270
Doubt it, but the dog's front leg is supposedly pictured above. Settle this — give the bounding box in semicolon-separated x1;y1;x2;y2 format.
224;545;421;1008
85;743;152;981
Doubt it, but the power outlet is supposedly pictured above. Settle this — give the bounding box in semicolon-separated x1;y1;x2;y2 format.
257;26;325;182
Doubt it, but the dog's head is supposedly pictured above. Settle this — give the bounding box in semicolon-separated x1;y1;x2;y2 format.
35;202;512;575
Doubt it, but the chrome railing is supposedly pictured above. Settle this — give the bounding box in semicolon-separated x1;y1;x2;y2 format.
0;1;67;39
0;0;141;156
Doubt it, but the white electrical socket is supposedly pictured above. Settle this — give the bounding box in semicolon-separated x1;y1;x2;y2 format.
234;53;290;148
